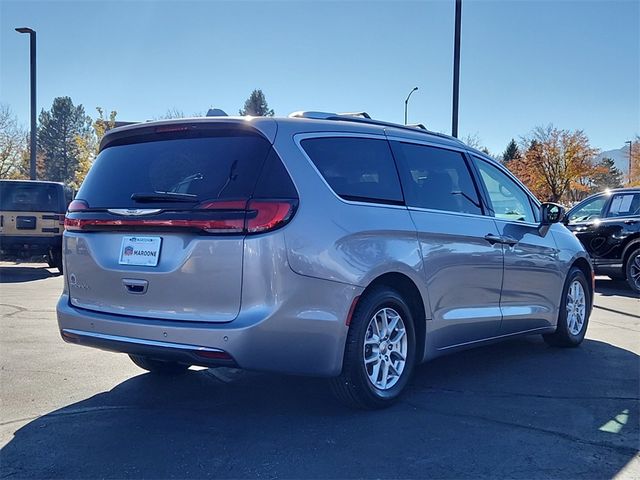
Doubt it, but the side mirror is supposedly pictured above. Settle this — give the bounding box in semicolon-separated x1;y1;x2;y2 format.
540;202;565;225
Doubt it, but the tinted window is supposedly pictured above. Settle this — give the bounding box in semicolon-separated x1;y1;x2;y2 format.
253;149;298;199
78;131;273;209
390;142;482;214
0;183;62;212
301;137;403;204
475;158;535;223
607;193;640;218
568;195;607;223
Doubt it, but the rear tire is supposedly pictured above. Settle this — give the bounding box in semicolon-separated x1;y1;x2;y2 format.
129;354;190;375
624;248;640;293
48;249;63;274
330;286;416;409
543;267;591;347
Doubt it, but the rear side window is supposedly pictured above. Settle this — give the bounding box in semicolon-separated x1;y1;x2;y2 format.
0;183;62;212
390;142;482;215
607;193;640;218
300;137;403;204
77;130;274;209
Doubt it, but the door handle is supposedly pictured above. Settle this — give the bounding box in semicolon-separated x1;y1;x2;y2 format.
501;236;519;247
484;234;503;245
624;219;638;225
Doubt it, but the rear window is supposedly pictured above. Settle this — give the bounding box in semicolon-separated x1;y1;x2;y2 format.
77;130;274;209
300;137;403;204
0;183;63;212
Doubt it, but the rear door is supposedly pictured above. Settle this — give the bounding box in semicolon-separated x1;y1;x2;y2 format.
389;140;504;349
64;125;279;323
0;182;64;238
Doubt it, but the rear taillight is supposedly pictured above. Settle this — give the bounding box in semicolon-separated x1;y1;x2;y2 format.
67;199;89;212
64;199;297;234
246;200;296;233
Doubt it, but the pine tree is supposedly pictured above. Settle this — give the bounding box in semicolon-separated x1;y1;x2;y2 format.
37;97;92;184
239;89;274;116
591;158;623;192
501;139;520;164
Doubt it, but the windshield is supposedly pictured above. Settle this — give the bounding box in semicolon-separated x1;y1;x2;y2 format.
77;130;272;209
568;195;608;223
0;183;63;212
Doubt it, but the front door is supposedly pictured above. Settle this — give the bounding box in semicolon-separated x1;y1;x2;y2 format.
473;156;563;334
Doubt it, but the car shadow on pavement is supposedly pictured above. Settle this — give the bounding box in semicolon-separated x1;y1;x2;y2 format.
0;264;60;283
1;337;638;479
595;278;639;299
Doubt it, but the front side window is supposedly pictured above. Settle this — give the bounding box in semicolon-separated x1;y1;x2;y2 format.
568;195;608;223
300;137;403;204
474;157;536;223
607;193;640;218
390;142;482;215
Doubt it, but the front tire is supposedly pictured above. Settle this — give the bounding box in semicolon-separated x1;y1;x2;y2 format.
543;267;591;347
129;354;190;375
624;248;640;293
330;287;416;409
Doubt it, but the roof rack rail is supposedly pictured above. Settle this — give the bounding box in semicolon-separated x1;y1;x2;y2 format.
287;111;462;144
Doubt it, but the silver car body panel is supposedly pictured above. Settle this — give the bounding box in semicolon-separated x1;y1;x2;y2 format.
57;116;592;376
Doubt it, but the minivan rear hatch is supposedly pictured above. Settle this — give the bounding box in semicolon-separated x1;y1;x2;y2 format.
64;122;297;322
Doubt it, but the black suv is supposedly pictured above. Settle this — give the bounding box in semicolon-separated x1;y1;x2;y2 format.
565;188;640;292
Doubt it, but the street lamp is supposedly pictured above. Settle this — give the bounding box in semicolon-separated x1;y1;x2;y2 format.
404;87;419;125
15;27;37;181
625;140;633;184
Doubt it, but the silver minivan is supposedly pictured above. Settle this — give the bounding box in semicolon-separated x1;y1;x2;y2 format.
57;112;593;408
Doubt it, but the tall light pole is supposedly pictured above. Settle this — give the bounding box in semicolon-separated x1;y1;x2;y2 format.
404;87;418;125
625;140;633;184
451;0;462;138
15;27;37;181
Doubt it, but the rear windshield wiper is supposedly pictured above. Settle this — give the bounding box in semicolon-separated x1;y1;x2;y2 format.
131;192;199;203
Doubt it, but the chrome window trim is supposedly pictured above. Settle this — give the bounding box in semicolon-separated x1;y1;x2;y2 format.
294;132;409;211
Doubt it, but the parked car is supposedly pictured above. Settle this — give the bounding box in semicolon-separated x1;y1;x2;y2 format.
564;188;640;292
0;180;72;273
57;112;593;408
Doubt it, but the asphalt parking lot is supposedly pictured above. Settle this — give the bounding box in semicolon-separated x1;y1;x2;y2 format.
0;262;638;479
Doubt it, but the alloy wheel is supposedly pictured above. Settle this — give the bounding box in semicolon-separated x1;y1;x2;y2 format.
566;280;586;336
363;307;408;390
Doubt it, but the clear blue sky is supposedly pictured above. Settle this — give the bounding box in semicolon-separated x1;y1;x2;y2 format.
1;0;639;155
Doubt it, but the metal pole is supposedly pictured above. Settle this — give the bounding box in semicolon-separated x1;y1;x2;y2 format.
29;31;36;180
626;140;633;184
452;0;462;138
16;28;37;180
404;87;418;125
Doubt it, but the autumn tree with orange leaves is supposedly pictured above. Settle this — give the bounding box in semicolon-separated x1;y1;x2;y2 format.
628;136;640;187
505;126;601;203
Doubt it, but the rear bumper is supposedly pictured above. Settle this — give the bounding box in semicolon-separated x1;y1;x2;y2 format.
0;235;61;255
57;270;360;376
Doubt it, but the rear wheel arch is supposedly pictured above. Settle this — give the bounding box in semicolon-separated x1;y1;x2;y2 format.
360;272;426;364
622;236;640;267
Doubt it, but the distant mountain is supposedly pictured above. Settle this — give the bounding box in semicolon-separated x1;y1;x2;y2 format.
596;146;630;175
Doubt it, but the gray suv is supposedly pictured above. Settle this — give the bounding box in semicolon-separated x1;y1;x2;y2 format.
57;112;593;408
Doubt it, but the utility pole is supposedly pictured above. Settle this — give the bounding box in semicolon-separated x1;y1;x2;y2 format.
16;27;37;180
451;0;462;138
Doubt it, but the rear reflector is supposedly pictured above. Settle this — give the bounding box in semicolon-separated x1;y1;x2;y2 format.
195;350;232;360
345;295;360;326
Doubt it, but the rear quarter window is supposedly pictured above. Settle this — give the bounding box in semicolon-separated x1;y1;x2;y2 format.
300;137;403;205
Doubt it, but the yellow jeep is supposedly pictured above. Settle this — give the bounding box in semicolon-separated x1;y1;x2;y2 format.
0;180;72;273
